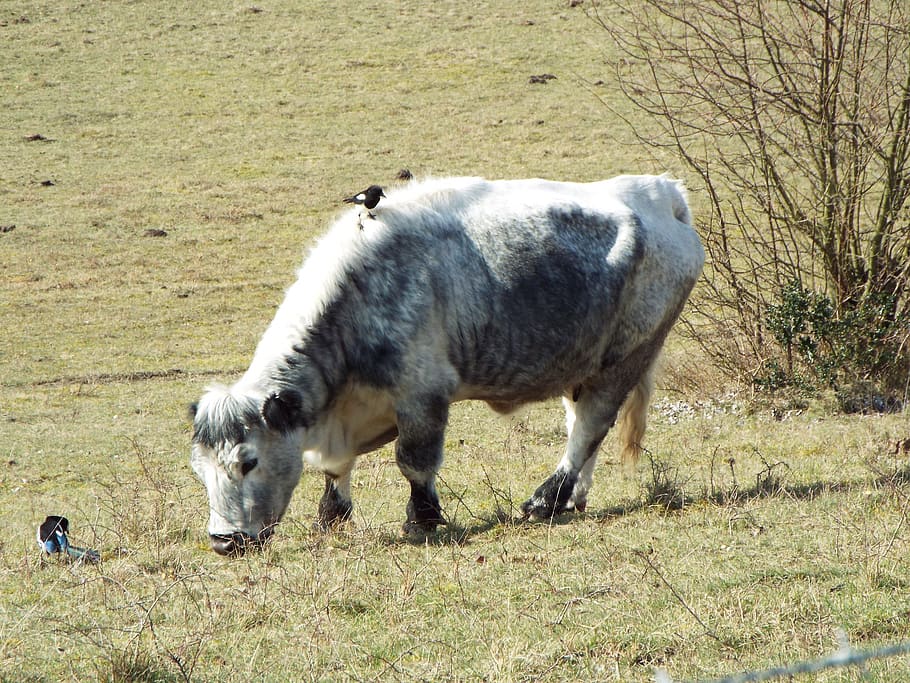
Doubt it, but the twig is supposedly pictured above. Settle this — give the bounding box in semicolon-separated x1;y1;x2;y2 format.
633;549;729;648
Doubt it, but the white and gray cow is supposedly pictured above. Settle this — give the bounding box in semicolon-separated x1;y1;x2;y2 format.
190;175;704;555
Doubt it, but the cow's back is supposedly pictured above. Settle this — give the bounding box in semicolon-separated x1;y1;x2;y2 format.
264;176;702;405
383;176;704;402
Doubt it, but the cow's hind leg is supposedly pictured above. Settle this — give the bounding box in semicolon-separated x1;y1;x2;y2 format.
395;394;449;535
522;355;658;519
521;386;624;520
570;362;656;511
556;396;597;513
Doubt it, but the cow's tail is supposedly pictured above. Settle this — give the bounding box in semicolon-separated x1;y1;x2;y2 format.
616;357;657;474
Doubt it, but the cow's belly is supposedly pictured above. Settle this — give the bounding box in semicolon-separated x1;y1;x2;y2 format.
454;369;583;411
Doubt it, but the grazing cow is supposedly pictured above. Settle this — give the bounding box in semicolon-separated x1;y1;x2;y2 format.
190;175;704;555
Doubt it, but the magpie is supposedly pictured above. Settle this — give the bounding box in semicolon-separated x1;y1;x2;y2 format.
343;184;385;220
37;515;100;562
37;515;69;555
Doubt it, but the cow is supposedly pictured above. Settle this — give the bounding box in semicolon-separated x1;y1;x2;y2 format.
189;175;704;556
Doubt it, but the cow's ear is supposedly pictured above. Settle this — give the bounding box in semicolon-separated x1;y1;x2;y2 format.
261;390;307;433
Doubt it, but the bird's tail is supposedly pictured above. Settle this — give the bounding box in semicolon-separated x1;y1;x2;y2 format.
65;545;101;563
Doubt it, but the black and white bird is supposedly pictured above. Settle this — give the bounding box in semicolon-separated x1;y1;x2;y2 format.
343;184;385;220
36;515;100;562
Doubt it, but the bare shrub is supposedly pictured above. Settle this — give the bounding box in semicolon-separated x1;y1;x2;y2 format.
642;453;689;512
599;0;910;400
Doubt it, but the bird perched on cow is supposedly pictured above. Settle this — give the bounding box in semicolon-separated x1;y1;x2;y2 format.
343;184;385;223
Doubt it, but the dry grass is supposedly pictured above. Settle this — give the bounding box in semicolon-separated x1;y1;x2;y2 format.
2;2;909;681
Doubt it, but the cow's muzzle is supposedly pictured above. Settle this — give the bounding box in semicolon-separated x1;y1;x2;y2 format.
209;526;274;557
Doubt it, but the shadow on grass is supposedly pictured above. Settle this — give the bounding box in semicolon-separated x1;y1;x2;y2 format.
705;460;910;507
386;461;910;546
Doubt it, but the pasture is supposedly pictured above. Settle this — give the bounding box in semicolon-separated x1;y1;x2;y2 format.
1;2;908;681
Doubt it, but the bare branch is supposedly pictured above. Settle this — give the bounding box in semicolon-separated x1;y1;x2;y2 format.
602;0;910;393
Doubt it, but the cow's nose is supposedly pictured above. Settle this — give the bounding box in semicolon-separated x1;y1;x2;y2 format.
210;532;248;557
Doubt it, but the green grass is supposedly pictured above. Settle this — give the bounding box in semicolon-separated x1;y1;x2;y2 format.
2;2;909;681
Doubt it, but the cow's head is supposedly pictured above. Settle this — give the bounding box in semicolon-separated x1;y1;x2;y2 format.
189;385;306;556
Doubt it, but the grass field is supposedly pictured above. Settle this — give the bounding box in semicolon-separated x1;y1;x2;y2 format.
2;2;909;681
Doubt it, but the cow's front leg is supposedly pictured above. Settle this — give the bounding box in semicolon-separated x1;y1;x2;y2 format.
316;469;353;530
395;394;449;536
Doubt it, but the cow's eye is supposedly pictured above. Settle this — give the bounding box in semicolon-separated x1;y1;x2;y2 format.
240;458;258;477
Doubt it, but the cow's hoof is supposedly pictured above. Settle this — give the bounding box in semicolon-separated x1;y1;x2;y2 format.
314;515;351;532
404;497;446;537
313;516;350;533
400;518;446;539
317;482;353;530
522;470;578;520
314;504;352;532
520;498;558;521
520;498;581;521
